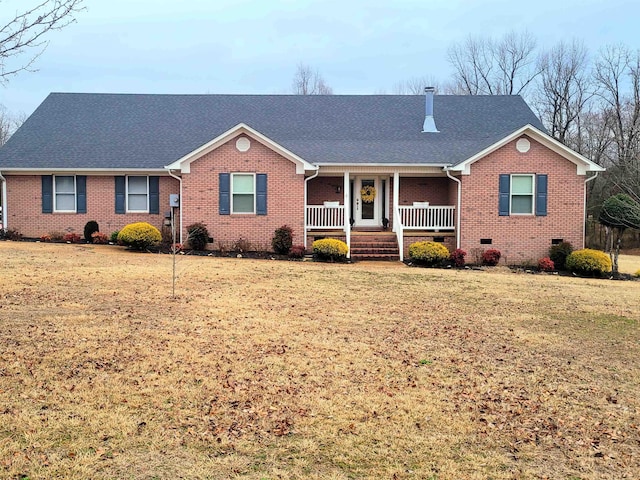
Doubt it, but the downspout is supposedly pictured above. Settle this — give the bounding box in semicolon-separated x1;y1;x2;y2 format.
303;169;319;250
445;167;462;250
0;171;6;230
583;172;599;249
166;169;183;244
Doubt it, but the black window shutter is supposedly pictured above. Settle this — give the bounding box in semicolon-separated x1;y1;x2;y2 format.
149;176;160;214
498;174;510;216
115;176;126;214
219;173;230;215
76;176;87;214
256;173;267;215
535;174;548;216
42;175;53;213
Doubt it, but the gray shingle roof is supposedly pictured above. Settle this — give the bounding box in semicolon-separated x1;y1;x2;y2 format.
0;93;546;170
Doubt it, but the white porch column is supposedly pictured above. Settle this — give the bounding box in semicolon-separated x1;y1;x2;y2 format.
343;171;350;258
392;172;400;232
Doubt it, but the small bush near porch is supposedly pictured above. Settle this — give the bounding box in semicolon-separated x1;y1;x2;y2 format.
1;242;639;479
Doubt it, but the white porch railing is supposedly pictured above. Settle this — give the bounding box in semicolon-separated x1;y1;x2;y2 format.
397;205;456;230
306;205;345;229
395;205;456;261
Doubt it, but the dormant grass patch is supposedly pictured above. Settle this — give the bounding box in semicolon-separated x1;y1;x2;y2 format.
0;242;639;479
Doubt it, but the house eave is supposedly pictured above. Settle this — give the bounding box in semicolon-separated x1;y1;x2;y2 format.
164;122;318;175
448;124;606;175
0;168;170;175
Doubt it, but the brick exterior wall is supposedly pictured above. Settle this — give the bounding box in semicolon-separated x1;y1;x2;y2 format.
181;135;305;251
4;175;178;238
398;177;451;206
307;176;344;205
459;135;585;265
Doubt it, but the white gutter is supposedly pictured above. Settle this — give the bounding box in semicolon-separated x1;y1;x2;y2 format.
583;172;600;249
0;171;6;229
166;169;184;244
445;167;462;250
303;169;320;249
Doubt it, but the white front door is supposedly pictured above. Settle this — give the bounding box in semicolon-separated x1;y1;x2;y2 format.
355;177;380;227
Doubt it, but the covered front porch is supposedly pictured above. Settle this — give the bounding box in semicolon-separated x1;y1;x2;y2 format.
304;168;459;259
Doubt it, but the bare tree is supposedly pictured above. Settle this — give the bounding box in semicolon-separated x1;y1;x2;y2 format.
291;63;333;95
447;31;540;95
0;104;24;145
534;40;593;146
593;45;640;203
392;76;441;95
0;0;85;83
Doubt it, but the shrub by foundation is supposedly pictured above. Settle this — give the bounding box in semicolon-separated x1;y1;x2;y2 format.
312;238;348;262
566;249;612;277
110;231;120;243
84;221;99;243
63;233;82;244
450;248;467;267
117;222;161;251
272;225;294;255
549;241;573;271
288;245;306;259
91;232;109;244
186;222;210;251
482;249;501;266
408;241;450;266
538;257;555;272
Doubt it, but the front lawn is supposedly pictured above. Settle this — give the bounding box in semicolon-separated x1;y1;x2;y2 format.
1;242;638;479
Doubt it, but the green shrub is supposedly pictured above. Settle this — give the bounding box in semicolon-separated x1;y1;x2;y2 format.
110;230;120;243
312;238;348;262
408;241;450;266
565;248;612;277
186;222;210;251
272;225;293;254
117;222;161;251
84;220;99;243
549;241;573;270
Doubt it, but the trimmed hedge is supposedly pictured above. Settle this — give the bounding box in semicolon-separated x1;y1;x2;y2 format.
408;241;450;266
312;238;348;262
565;248;612;277
117;222;161;251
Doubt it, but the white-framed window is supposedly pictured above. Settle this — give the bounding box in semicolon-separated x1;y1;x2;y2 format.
127;176;149;212
510;174;534;215
54;175;76;212
231;173;255;214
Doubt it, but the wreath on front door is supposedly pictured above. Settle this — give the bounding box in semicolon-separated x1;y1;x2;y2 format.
360;185;376;204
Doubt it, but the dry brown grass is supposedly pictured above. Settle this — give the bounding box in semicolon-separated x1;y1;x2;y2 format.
619;254;640;275
1;242;639;480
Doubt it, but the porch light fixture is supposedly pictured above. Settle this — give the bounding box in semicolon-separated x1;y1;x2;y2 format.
334;185;342;193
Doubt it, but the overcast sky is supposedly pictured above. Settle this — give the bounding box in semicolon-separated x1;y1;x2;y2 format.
1;0;639;117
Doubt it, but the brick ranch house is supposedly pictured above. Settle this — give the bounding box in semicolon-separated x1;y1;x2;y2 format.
0;90;604;262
